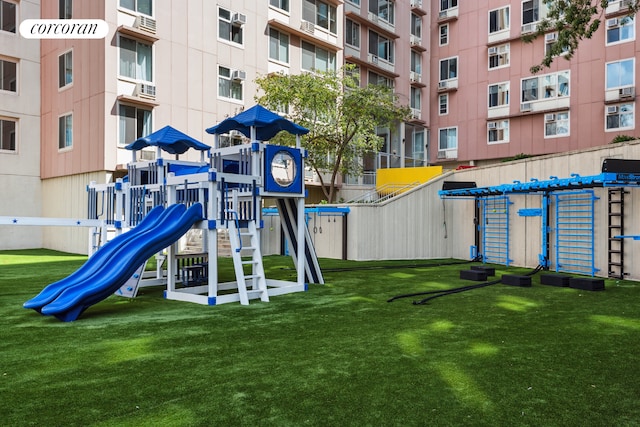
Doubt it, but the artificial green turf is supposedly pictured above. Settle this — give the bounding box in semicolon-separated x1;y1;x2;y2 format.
1;250;640;426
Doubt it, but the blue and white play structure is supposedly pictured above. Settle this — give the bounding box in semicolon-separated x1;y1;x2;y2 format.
18;105;324;321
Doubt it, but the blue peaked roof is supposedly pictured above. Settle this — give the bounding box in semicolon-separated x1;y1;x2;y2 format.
125;125;210;155
206;104;309;141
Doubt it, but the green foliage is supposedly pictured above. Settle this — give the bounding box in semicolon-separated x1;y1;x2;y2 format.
610;134;637;143
523;0;639;73
255;66;411;203
501;153;533;162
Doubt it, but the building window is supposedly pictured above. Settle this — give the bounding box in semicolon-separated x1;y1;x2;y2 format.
58;50;72;88
369;31;394;63
489;6;510;34
606;58;634;89
59;0;72;19
488;120;509;144
522;0;539;25
522;71;569;102
607;16;635;45
544;111;569;138
119;0;152;16
58;113;73;149
1;0;16;33
439;127;457;151
369;0;394;25
303;0;337;34
488;82;509;108
119;104;151;145
439;24;448;46
410;87;421;110
544;33;569;57
439;57;458;82
0;58;16;92
302;41;336;72
119;36;153;82
219;7;244;45
368;71;393;88
440;0;458;12
488;44;510;69
0;118;16;151
218;66;243;101
269;0;289;12
410;13;421;39
439;94;448;115
269;28;289;63
606;103;634;131
346;19;360;48
218;134;244;148
410;50;421;75
346;63;360;86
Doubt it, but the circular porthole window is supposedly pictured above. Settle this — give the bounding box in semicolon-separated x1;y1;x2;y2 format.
270;150;297;187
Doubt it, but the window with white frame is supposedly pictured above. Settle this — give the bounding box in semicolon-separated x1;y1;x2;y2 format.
487;120;509;144
412;130;425;163
369;31;394;63
368;71;393;88
606;58;634;89
369;0;394;25
219;7;244;45
606;103;634;130
410;50;421;75
439;93;448;115
302;41;336;72
58;50;72;89
346;62;360;86
607;16;635;44
410;86;421;110
488;82;509;108
0;58;16;92
1;0;16;33
218;66;243;101
58;113;73;149
0;118;16;151
346;19;360;48
60;0;72;19
439;57;457;82
489;44;510;69
522;0;539;25
489;6;509;34
348;0;360;5
438;127;457;152
439;24;448;46
269;0;289;12
544;111;569;138
269;28;289;63
544;32;569;56
119;104;151;145
410;13;421;39
119;36;153;82
522;70;569;102
440;0;457;12
119;0;152;16
303;0;337;34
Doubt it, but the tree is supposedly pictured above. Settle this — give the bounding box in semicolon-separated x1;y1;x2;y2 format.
523;0;639;74
255;67;410;203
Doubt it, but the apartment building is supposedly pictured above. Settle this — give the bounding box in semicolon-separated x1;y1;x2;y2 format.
430;0;640;166
0;0;42;249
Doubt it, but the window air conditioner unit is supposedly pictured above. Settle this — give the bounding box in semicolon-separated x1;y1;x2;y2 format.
607;105;619;114
619;86;635;98
232;13;247;26
370;54;379;64
231;70;246;81
545;33;557;42
229;130;243;137
410;37;421;46
300;20;315;34
437;150;446;159
410;0;422;8
544;113;556;122
487;121;497;129
439;10;448;19
488;46;498;55
136;82;156;99
438;81;448;89
520;102;532;112
521;23;537;34
410;71;421;83
622;0;633;9
607;18;619;28
135;15;156;34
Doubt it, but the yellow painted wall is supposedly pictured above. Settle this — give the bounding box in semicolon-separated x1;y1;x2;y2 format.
376;166;443;194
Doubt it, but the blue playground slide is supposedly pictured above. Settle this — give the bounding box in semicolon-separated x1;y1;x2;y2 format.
26;203;203;322
23;205;165;312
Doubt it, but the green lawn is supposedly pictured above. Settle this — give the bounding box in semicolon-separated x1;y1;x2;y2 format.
1;250;639;427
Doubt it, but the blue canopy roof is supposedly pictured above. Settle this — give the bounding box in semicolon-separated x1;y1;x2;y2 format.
206;105;309;141
125;125;210;155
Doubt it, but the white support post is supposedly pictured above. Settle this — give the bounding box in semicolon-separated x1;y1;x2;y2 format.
115;178;126;231
207;173;218;303
296;196;305;287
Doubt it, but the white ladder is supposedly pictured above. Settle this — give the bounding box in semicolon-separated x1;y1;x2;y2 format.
227;219;269;305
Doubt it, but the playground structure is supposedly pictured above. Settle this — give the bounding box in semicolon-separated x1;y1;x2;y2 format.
19;105;324;321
